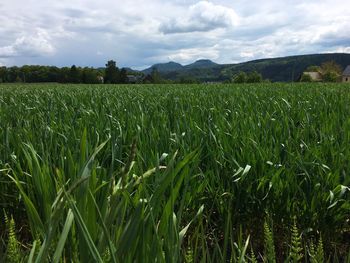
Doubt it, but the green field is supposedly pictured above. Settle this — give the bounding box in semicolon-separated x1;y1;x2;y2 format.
1;83;350;262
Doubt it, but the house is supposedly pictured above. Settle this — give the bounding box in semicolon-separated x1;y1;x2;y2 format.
127;74;144;84
97;75;104;84
302;71;322;82
127;75;138;83
342;66;350;83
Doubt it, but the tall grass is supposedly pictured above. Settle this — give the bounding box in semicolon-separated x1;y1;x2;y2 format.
1;83;349;261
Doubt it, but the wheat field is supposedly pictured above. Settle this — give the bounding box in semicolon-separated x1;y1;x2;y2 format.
1;83;349;262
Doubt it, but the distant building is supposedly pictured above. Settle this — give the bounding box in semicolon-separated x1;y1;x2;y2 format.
97;75;104;83
204;81;221;84
127;75;138;83
342;66;350;83
302;71;322;82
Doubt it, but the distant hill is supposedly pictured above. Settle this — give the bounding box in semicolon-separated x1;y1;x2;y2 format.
142;61;183;75
184;59;218;70
140;53;350;82
221;53;350;82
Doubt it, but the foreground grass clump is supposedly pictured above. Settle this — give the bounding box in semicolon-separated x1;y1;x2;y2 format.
0;83;350;262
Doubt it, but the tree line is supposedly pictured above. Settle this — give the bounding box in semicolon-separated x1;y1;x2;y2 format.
0;60;145;84
0;59;265;85
229;71;265;83
3;59;340;84
0;65;104;84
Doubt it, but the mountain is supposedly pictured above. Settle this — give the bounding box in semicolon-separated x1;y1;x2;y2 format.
142;61;183;75
140;53;350;82
184;59;218;69
141;59;217;74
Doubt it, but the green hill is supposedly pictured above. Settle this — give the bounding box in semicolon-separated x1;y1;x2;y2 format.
222;53;350;82
184;59;218;69
142;61;183;75
141;53;350;82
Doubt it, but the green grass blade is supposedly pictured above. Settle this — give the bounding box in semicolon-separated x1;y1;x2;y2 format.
53;209;74;263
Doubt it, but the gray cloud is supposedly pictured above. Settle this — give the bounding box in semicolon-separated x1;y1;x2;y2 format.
61;8;87;18
159;1;239;34
315;24;350;48
0;0;349;67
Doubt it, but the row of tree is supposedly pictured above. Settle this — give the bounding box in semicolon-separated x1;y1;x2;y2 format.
0;60;146;84
6;60;341;84
0;63;193;85
0;65;105;84
229;71;265;83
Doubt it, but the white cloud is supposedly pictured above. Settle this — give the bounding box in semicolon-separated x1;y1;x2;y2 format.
160;1;239;34
240;51;254;59
0;29;55;58
166;46;220;63
328;46;350;54
0;0;349;67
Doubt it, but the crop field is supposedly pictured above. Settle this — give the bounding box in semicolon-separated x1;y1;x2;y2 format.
0;83;350;262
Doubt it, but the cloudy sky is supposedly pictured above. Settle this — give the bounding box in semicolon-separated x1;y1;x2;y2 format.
0;0;349;69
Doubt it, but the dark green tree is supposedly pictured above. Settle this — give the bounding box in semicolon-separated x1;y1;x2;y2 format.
119;68;128;84
82;67;99;84
320;61;342;82
105;60;119;84
143;74;153;84
0;66;7;82
47;66;60;82
69;65;81;83
232;71;247;83
151;67;161;84
179;77;199;84
320;61;342;75
58;67;70;83
247;71;263;83
323;71;339;82
6;67;20;82
300;73;312;82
